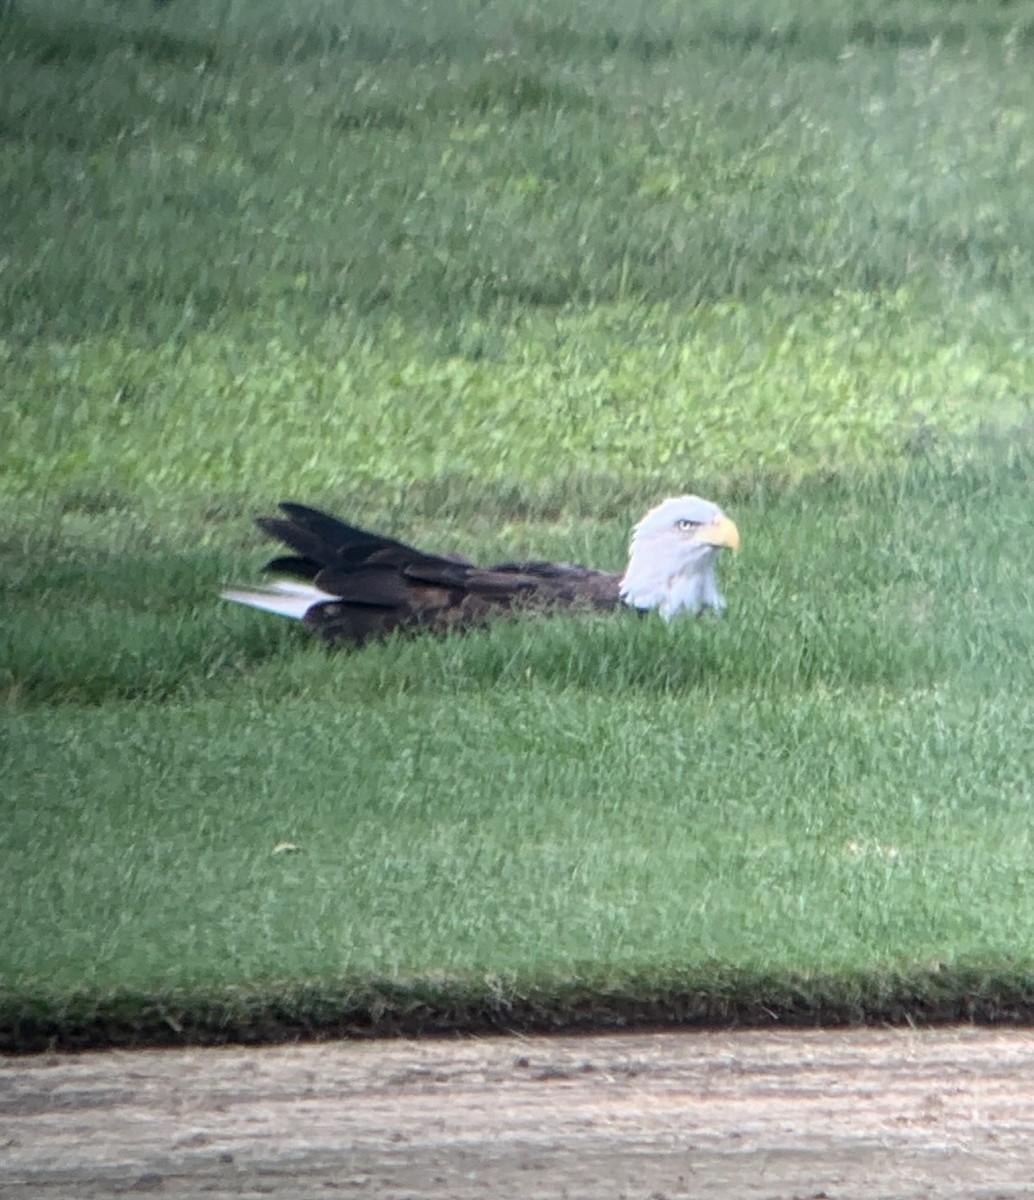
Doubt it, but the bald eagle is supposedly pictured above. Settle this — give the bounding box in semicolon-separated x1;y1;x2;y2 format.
221;495;739;646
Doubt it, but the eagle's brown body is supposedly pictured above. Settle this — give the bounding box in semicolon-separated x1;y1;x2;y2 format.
254;503;622;645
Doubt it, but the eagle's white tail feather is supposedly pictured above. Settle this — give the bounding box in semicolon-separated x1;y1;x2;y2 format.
220;581;335;621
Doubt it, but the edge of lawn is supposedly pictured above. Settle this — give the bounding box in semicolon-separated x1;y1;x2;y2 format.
5;963;1034;1053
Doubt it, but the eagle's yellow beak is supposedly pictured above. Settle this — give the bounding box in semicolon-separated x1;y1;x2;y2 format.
697;514;740;552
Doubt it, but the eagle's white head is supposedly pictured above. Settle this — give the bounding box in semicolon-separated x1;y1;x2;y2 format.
619;495;740;620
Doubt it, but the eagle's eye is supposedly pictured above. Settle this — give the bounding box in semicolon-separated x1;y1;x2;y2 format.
676;518;701;532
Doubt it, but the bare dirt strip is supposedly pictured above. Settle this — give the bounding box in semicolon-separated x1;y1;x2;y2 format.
2;1026;1034;1199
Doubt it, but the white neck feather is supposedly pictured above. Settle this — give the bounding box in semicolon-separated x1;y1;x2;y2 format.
620;542;724;619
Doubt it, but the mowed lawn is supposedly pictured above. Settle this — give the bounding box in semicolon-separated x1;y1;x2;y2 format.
3;0;1034;1046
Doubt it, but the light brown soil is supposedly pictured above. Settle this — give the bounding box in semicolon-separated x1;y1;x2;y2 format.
2;1026;1033;1199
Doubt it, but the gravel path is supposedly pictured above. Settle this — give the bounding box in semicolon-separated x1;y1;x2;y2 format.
3;1026;1034;1198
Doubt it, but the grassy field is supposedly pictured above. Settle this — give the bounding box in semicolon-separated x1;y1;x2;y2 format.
4;0;1034;1048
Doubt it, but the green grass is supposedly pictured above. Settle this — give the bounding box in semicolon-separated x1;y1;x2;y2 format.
4;0;1034;1047
6;649;1034;989
5;446;1034;1044
5;0;1034;516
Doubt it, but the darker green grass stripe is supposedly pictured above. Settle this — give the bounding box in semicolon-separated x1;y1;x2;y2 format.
6;964;1034;1054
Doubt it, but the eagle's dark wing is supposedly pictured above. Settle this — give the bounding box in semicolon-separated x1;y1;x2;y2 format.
257;503;622;645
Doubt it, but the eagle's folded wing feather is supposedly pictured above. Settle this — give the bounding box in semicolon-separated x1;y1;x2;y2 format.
234;504;623;644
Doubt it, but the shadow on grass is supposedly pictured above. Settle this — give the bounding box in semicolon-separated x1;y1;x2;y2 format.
2;8;221;69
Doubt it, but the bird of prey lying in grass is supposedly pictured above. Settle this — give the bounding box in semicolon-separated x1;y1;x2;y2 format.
221;496;740;646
